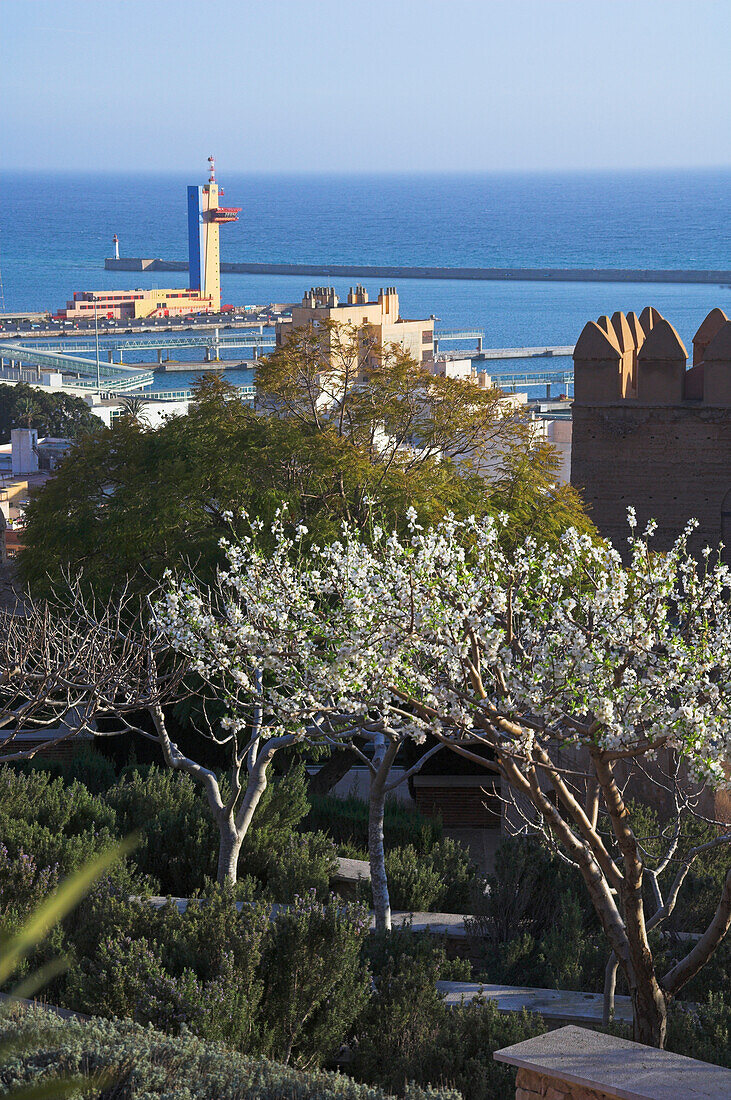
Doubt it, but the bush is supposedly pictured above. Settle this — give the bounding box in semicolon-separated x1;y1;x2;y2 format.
266;831;337;903
14;746;118;794
477;894;608;994
66;888;368;1067
304;793;442;854
386;839;476;914
0;1009;463;1100
468;836;588;948
0;843;59;922
68;887;270;1036
665;994;731;1067
411;997;545;1100
0;767;119;877
0;843;63;992
106;768;217;895
260;892;371;1069
0;768;117;837
354;930;543;1100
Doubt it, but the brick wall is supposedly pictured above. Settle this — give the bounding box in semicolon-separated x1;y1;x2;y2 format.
572;401;731;558
571;308;731;559
515;1067;620;1100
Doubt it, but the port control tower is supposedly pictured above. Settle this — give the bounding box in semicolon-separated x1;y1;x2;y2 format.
187;156;240;313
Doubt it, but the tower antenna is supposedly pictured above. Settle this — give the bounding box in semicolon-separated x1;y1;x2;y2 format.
208;155;216;183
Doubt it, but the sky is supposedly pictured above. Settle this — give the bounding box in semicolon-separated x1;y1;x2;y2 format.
2;0;730;175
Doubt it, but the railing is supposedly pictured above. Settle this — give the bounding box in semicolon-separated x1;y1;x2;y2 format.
488;370;574;388
27;334;275;353
98;385;256;403
0;341;154;383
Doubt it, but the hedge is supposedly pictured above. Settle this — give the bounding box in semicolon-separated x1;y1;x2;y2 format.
0;1009;463;1100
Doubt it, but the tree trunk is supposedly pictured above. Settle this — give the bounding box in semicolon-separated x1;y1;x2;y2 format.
217;821;243;885
631;978;667;1048
307;747;358;798
624;880;668;1047
603;952;618;1026
369;777;391;932
368;740;399;933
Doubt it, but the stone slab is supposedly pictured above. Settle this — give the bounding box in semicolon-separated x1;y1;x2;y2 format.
438;983;633;1026
0;991;87;1021
388;911;469;935
332;856;370;884
494;1024;731;1100
142;898;470;934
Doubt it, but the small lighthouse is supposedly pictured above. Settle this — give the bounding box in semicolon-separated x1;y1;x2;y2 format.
112;234;120;260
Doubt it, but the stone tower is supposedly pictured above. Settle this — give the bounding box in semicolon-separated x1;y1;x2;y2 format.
571;307;731;557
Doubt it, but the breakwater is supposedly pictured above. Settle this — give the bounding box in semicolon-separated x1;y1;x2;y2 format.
105;258;731;286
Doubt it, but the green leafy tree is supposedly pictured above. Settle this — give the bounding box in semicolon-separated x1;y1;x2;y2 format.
19;357;590;599
0;383;97;443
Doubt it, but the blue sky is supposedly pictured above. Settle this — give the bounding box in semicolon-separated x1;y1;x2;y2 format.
2;0;729;174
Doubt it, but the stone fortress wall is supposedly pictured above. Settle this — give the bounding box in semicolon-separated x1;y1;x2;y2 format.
571;306;731;558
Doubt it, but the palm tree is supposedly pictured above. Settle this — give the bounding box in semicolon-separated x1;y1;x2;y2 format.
117;395;150;425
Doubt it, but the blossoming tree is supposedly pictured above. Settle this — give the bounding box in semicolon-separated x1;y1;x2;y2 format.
305;508;730;1049
154;514;448;910
157;507;731;1046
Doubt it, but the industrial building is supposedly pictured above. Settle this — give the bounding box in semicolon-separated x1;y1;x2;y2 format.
276;284;434;368
55;158;239;322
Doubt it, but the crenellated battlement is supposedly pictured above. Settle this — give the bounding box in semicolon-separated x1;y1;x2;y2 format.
573;307;731;406
571;305;731;560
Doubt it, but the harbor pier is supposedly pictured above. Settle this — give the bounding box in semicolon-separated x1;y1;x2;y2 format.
105;258;731;286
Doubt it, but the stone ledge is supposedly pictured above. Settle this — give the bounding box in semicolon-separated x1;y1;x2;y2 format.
494;1025;731;1100
438;983;633;1026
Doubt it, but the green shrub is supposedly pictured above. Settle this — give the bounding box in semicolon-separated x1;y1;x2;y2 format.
266;830;337;903
68;887;269;1014
409;997;545;1100
105;763;317;898
68;932;174;1020
0;768;117;836
0;843;59;922
0;767;120;878
304;793;442;854
14;746;118;794
386;839;475;914
472;893;610;995
260;892;371;1069
0;1009;463;1100
354;929;542;1099
67;888;367;1067
0;843;64;992
665;993;731;1067
468;836;589;947
106;768;217;895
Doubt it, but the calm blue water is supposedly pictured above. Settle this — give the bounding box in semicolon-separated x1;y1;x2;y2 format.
3;171;731;393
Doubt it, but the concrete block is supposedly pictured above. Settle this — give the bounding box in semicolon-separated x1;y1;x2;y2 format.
495;1024;731;1100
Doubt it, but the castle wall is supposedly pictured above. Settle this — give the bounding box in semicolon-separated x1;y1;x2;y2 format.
571;308;731;559
572;401;731;555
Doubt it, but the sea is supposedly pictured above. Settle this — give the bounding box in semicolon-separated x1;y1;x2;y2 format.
2;170;731;395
